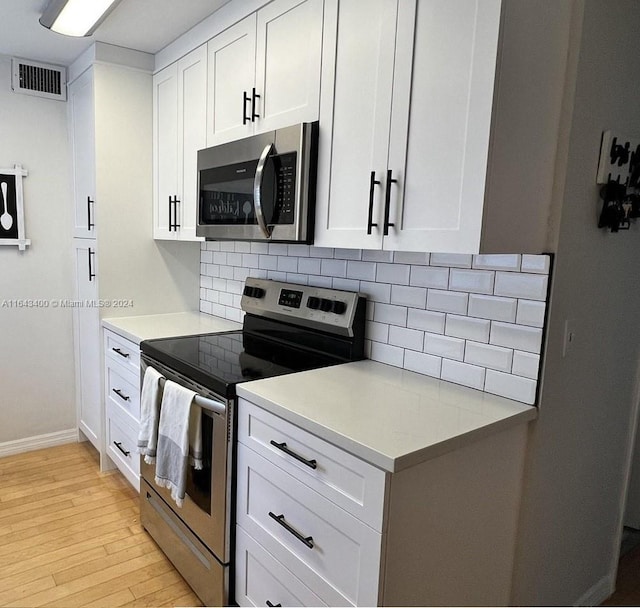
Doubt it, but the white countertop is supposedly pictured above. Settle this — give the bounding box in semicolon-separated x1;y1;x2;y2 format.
237;359;537;473
102;311;241;345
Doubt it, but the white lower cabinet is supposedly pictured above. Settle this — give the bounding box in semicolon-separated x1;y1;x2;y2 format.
103;328;141;491
236;397;529;606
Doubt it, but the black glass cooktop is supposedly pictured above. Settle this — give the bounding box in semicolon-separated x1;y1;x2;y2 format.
141;329;349;398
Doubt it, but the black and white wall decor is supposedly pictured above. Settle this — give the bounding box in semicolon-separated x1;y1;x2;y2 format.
0;164;30;250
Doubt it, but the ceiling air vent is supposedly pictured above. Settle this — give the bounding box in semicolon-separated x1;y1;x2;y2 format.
11;58;67;101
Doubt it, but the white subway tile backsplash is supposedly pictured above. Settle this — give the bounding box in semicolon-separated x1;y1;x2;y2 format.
512;351;540;380
441;359;486;390
521;254;551;274
370;341;405;368
298;257;322;275
430;253;472;268
377;263;410;284
407;308;446;334
424;333;465;361
472;254;521;272
360;281;391;303
347;261;377;281
367;321;390;343
404;350;442;378
427;289;468;315
468;294;517;322
394;251;430;265
200;244;551;405
464;342;513;372
391;285;427;308
485;370;537;404
490;322;543;354
389;326;424;351
445;315;490;343
362;250;393;263
494;272;548;301
334;248;362;260
516;300;546;328
277;256;298;273
374;303;408;326
410;266;449;289
449;269;495;294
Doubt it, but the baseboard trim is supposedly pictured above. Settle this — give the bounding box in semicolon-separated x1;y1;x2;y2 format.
575;572;616;606
0;429;78;458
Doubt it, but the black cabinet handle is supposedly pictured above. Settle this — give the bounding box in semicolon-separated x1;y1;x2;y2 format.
383;169;398;236
113;441;130;457
168;195;173;231
88;248;96;282
168;195;180;231
87;196;95;230
243;90;251;125
367;171;380;234
266;602;282;607
111;347;130;359
251;87;260;121
112;388;130;402
270;440;317;469
268;512;314;549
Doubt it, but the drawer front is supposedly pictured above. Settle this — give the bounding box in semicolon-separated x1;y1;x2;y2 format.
238;399;386;531
104;329;140;374
106;364;140;421
106;401;140;489
237;444;381;607
235;526;329;608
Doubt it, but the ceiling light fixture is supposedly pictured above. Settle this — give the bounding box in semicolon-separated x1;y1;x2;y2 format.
39;0;122;37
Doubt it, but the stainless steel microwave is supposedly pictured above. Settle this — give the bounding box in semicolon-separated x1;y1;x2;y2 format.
196;122;318;243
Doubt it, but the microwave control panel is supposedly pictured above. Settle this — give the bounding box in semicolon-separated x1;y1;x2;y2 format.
273;152;297;225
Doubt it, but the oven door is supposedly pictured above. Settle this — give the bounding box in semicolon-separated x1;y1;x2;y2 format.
139;355;234;563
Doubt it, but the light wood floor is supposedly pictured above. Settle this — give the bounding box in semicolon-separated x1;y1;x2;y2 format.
0;441;202;608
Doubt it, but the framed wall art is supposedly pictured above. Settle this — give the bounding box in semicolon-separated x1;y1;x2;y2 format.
0;164;30;250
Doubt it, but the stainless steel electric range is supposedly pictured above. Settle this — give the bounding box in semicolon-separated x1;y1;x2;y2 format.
139;277;366;606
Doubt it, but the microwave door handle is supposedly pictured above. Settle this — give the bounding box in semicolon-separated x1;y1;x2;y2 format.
254;143;274;239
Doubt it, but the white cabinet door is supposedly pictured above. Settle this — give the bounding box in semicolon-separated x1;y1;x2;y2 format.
314;0;398;250
177;45;207;241
206;15;256;147
384;0;502;253
73;239;101;451
254;0;323;133
153;63;179;240
69;69;96;239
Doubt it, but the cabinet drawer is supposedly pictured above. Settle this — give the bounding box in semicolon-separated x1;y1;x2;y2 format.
106;401;140;490
238;399;386;531
237;445;381;607
106;365;140;421
235;526;328;608
104;330;140;374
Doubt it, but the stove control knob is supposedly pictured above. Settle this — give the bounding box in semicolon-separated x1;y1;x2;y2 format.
330;300;347;315
307;296;321;310
243;286;265;299
319;298;333;312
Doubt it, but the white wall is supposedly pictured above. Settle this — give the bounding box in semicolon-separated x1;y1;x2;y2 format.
511;1;640;604
0;56;76;442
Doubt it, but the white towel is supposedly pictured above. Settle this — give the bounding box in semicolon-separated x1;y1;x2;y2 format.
137;366;163;465
154;380;202;507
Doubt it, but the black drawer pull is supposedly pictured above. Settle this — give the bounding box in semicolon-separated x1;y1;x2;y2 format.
111;347;130;359
112;388;130;402
269;441;317;469
113;441;130;457
268;512;314;549
266;602;281;607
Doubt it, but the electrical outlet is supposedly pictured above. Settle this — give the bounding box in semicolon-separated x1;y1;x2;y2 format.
597;130;640;186
562;319;575;358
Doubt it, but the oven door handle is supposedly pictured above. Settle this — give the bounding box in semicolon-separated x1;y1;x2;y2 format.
254;142;274;239
157;377;226;415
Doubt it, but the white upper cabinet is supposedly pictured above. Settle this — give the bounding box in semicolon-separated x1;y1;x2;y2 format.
153;45;206;241
69;69;97;239
206;0;323;147
315;0;502;253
